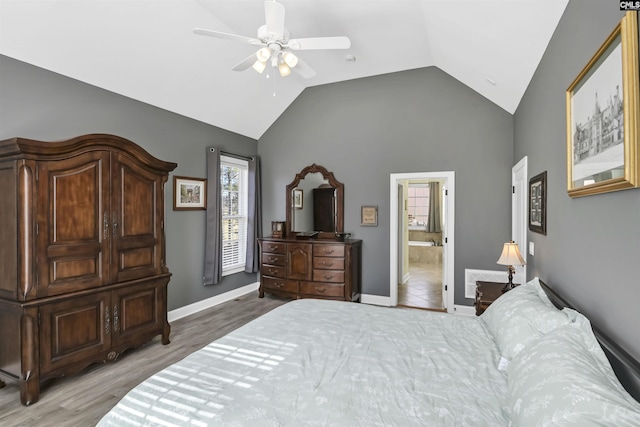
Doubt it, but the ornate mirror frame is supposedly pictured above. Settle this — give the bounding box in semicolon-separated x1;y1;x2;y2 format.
286;164;344;239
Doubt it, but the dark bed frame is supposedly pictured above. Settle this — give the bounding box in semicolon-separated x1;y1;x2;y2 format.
539;280;640;403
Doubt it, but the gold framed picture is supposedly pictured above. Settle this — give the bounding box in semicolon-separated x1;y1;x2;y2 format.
173;176;207;210
360;205;378;226
566;11;640;197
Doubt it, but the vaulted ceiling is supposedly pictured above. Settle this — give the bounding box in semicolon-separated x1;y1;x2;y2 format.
0;0;568;139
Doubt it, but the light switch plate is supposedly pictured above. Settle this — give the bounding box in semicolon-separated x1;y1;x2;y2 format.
529;241;535;256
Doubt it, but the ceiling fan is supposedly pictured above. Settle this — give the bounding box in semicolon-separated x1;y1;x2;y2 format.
193;0;351;79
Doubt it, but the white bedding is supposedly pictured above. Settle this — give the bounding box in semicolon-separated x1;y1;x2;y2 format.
97;299;509;426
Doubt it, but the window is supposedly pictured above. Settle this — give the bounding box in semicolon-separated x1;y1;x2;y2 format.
407;183;430;227
220;155;248;275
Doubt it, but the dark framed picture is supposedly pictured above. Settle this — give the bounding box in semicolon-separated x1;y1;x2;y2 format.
566;11;640;197
293;189;303;209
529;171;547;235
360;205;378;226
173;176;207;210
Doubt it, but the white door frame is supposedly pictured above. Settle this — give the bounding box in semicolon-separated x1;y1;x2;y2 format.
512;157;528;282
389;171;455;312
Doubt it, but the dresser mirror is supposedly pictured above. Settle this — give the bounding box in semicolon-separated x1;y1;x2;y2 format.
286;164;344;239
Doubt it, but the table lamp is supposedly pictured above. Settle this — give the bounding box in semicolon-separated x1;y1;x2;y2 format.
496;241;526;292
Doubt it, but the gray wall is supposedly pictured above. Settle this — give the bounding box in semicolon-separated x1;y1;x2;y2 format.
258;67;514;304
514;1;640;358
0;55;259;311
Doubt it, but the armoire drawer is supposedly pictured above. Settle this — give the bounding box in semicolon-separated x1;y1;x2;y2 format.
261;276;298;293
300;282;345;298
262;242;286;254
313;270;345;283
262;253;286;266
261;265;286;278
314;245;345;258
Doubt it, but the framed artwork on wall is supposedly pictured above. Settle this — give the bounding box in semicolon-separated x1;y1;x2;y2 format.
529;171;547;235
173;176;207;210
360;205;378;226
293;189;303;209
566;11;640;198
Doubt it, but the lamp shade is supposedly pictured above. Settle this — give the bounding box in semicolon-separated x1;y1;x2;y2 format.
496;241;526;266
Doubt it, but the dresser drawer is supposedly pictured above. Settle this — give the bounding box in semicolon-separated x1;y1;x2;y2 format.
262;241;286;254
300;282;345;298
313;257;345;270
313;269;344;283
314;245;345;258
261;265;286;278
261;277;298;293
262;253;285;266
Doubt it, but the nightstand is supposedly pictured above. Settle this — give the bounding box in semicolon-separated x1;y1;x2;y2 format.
475;281;513;316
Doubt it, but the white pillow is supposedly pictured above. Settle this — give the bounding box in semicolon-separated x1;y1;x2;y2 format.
481;278;572;361
508;310;640;426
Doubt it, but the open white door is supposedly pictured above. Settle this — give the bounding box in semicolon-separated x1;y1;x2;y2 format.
440;184;448;310
512;157;528;283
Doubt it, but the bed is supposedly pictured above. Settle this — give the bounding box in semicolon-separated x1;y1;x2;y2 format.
97;278;640;426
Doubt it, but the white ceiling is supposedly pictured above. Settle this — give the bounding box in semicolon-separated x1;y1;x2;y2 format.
0;0;568;140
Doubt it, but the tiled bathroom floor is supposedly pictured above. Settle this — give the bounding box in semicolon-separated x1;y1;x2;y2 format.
398;263;444;311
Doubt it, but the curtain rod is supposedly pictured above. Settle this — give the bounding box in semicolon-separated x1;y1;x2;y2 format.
208;147;255;161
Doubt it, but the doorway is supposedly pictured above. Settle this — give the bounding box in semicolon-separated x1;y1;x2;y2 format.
390;172;455;312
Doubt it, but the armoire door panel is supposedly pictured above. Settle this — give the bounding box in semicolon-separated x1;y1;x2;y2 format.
37;152;110;297
39;292;111;375
287;243;312;280
111;280;164;347
111;154;161;282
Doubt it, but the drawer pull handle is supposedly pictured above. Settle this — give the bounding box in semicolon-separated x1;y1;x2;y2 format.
323;249;335;254
323;274;333;280
269;257;277;262
274;283;284;288
269;245;278;250
321;261;333;266
317;288;326;293
269;268;278;274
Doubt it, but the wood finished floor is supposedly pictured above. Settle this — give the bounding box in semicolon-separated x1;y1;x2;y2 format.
398;263;444;311
0;292;288;427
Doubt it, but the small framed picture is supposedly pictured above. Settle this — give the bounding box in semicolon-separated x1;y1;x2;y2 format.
293;189;303;209
173;176;207;210
361;205;378;227
529;171;547;235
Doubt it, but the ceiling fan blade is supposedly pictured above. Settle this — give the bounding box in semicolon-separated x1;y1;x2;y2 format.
232;54;258;71
264;1;285;38
288;36;351;51
293;57;316;79
193;28;261;45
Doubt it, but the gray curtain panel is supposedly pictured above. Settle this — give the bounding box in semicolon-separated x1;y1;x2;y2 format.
203;147;222;285
427;182;442;233
245;156;262;273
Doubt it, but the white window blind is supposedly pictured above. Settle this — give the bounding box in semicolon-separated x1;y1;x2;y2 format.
220;155;248;275
408;183;430;227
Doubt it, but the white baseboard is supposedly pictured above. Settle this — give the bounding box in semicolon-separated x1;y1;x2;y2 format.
167;282;259;323
453;304;476;317
360;294;392;306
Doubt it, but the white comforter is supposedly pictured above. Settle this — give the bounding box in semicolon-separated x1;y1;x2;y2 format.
98;299;509;426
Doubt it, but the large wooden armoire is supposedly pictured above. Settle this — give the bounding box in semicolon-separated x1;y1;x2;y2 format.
0;134;177;405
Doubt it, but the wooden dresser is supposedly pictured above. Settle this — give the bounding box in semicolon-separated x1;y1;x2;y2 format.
0;134;177;405
258;238;362;301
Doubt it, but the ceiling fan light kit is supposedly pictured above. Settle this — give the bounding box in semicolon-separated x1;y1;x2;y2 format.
193;0;351;80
